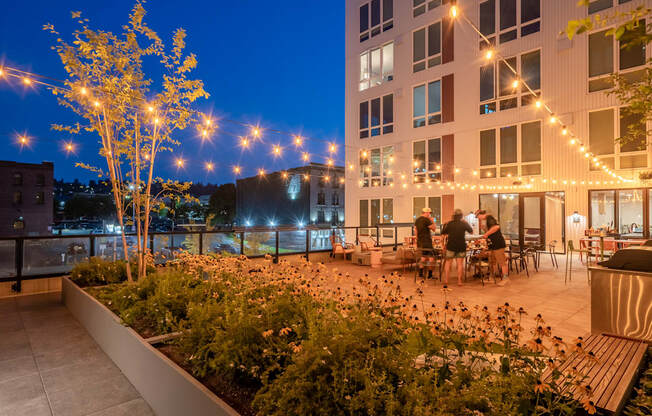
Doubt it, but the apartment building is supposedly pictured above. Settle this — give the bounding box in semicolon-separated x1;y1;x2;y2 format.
345;0;651;250
236;162;345;227
0;161;54;236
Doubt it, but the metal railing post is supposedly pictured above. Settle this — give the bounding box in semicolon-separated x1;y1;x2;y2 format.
240;232;245;255
198;231;203;255
394;226;398;251
13;238;23;293
90;235;95;258
305;229;310;261
375;225;380;246
355;227;359;244
274;230;279;264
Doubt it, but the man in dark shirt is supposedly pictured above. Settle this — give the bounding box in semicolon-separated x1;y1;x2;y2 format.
442;209;473;286
414;207;437;278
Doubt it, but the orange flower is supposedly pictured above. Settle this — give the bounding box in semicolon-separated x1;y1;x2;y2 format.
581;399;596;415
534;378;551;394
262;329;274;338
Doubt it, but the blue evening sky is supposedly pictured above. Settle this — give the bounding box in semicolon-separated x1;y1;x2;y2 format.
0;0;344;185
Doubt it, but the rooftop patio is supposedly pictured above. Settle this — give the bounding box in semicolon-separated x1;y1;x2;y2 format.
321;251;590;343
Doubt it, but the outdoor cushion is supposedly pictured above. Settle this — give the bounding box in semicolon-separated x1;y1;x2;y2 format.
598;246;652;273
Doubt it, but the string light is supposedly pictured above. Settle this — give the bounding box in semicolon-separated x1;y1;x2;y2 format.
329;143;337;153
176;158;184;168
22;77;31;85
485;49;494;60
302;152;309;162
205;162;214;172
348;164;354;170
450;4;458;18
147;105;154;113
93;100;100;108
327;158;334;166
549;115;557;124
240;137;249;148
79;87;87;95
251;127;261;138
273;145;281;156
258;168;265;176
294;135;303;146
233;166;241;175
535;100;542;108
511;79;519;89
304;174;310;181
0;68;4;76
281;171;288;179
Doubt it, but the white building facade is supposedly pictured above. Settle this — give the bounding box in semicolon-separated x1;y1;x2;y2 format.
345;0;652;250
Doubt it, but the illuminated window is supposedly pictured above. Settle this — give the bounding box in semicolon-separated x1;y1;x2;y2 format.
359;146;393;188
413;139;441;183
480;49;540;114
360;42;394;91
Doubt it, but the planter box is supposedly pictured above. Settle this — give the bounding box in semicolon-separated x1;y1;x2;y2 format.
62;278;240;416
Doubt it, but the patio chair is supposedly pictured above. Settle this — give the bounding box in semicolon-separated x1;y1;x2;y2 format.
381;246;416;272
330;234;355;260
523;244;539;272
507;243;529;277
547;240;559;269
414;248;441;283
467;249;491;286
564;240;591;284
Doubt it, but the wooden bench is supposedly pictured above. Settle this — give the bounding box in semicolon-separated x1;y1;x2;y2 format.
544;334;648;414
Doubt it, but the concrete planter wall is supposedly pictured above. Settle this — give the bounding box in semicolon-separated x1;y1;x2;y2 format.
62;278;240;416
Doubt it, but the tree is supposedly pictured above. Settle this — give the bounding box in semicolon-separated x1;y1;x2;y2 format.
566;2;652;152
208;183;236;225
45;2;210;281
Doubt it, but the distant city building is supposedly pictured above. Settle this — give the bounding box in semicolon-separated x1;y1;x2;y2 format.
0;161;54;236
236;163;345;227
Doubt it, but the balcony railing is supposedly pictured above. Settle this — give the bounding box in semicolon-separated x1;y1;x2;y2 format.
1;224;416;292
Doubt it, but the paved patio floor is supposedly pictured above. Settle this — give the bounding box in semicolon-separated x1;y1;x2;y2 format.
324;251;590;342
0;292;154;416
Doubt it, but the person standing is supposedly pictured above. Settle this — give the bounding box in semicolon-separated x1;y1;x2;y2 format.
442;209;473;286
482;214;509;285
414;207;437;278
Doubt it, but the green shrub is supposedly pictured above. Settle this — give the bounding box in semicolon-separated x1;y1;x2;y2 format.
71;257;156;287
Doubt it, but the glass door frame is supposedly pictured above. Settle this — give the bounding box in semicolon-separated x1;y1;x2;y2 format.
588;187;651;239
519;192;545;249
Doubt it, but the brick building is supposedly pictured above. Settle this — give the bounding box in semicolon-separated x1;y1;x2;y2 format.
0;161;54;236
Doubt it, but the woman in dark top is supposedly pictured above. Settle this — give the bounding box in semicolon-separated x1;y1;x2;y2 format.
442;209;473;286
482;214;509;285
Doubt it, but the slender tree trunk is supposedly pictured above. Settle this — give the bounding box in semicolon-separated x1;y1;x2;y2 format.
141;124;158;279
99;110;133;283
134;115;143;280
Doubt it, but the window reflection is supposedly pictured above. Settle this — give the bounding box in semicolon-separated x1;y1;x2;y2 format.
618;190;644;236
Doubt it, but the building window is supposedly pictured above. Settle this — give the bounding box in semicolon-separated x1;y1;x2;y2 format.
360;94;394;138
413;196;442;227
360;0;393;42
589;22;647;92
413;0;442;17
331;209;339;225
589;0;632;14
479;0;540;48
317;191;326;205
13;218;25;230
359;146;393;188
35;192;45;205
589;107;648;170
13;191;22;204
413;80;441;127
360;198;394;237
36;174;45;187
13;173;23;186
360;42;393;91
480;49;540;114
412;21;441;73
413;139;442;183
332;193;340;206
317;210;325;223
479;120;542;178
590;188;646;237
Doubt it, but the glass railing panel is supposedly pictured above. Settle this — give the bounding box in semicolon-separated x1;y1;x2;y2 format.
0;240;16;278
309;229;333;251
202;232;240;256
23;237;91;276
243;231;276;257
278;231;307;254
94;236;141;261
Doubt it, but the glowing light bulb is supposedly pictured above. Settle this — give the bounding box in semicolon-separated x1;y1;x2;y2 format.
485;50;494;60
205;162;214;172
0;68;3;76
450;5;458;18
327;159;334;166
281;171;288;179
176;158;184;168
549;116;556;124
154;118;160;125
205;118;212;127
273;145;281;155
233;166;241;174
201;130;208;138
93;101;100;108
579;146;585;152
512;79;519;89
304;174;310;181
19;136;28;146
562;128;568;136
22;77;31;85
324;175;330;182
80;87;87;95
302;152;309;162
340;177;345;184
258;168;265;176
294;135;303;146
65;143;74;152
251;127;261;138
362;150;368;158
241;137;249;148
329;143;337;153
454;168;460;174
348;164;354;170
472;170;478;176
147;105;154;113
